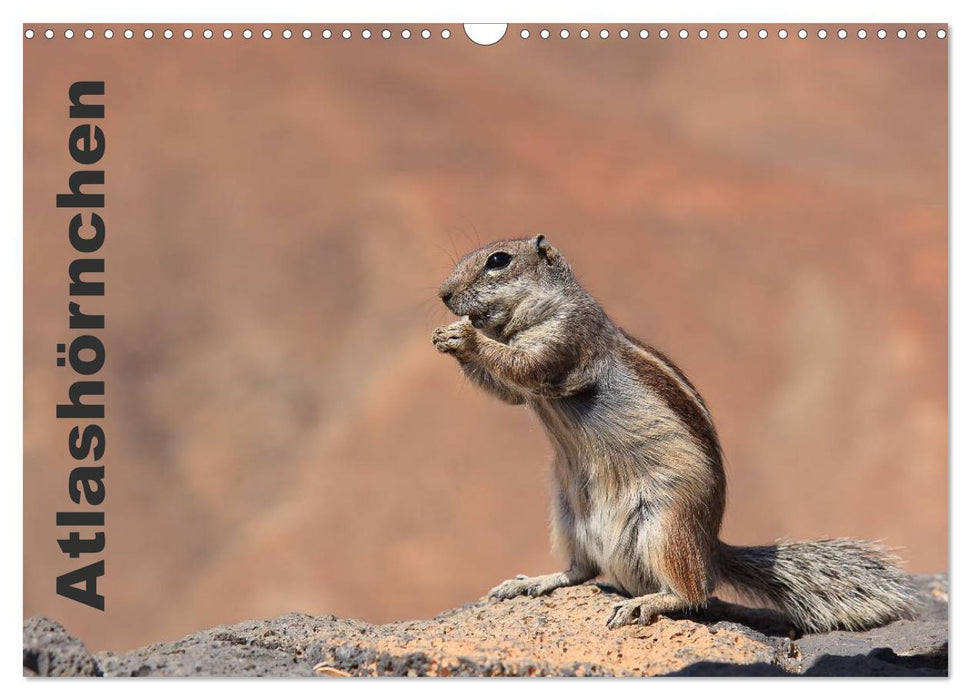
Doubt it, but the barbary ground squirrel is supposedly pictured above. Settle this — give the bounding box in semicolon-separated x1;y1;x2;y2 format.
432;234;917;632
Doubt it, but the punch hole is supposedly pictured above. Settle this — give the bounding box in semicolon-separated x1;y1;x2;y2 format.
342;29;351;39
580;29;589;39
817;29;827;39
738;29;748;39
203;29;213;39
84;29;94;39
897;29;907;39
718;29;727;39
264;29;273;39
540;28;550;39
778;29;788;39
402;29;411;39
303;29;311;39
65;29;74;39
143;29;152;39
243;29;252;39
45;29;54;39
422;29;431;39
679;29;688;39
938;29;947;38
837;29;847;39
362;29;372;39
917;29;926;39
639;29;648;39
222;29;232;39
382;29;391;39
24;29;34;39
124;29;133;39
104;29;113;39
183;29;192;39
560;29;570;39
164;29;173;39
283;29;293;39
758;29;767;39
441;29;451;39
659;28;669;39
619;29;629;39
858;29;867;39
699;29;709;39
798;29;808;39
600;29;608;39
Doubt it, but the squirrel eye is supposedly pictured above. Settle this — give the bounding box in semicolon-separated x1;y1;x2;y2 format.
485;252;512;270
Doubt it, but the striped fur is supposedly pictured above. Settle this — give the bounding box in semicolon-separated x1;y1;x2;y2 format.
433;235;918;631
719;539;917;632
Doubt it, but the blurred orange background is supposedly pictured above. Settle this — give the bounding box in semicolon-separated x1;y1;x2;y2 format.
24;24;947;652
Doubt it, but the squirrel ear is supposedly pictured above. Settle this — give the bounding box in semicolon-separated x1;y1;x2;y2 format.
535;234;558;263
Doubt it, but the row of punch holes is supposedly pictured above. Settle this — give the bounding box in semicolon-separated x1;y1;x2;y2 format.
24;26;948;41
25;27;455;40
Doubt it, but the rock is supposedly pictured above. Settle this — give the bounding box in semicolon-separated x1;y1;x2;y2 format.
24;575;948;677
23;617;99;677
94;614;342;677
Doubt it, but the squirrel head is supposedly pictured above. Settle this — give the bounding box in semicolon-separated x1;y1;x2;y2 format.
438;234;573;335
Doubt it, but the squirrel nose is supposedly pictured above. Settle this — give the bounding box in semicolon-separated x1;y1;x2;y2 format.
440;291;453;304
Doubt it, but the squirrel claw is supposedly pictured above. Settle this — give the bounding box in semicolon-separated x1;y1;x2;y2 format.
606;600;660;629
432;319;477;357
487;574;559;601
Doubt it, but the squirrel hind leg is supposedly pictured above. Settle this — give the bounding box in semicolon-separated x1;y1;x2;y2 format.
605;592;690;629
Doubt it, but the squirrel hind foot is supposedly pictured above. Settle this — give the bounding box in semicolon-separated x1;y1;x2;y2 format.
605;592;690;629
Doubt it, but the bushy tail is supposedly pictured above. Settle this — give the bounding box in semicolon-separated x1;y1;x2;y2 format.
717;538;918;633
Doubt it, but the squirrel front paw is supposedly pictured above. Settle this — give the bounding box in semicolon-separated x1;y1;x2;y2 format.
432;318;477;359
488;574;552;600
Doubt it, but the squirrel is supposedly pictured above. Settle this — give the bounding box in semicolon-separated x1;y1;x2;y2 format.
431;234;917;632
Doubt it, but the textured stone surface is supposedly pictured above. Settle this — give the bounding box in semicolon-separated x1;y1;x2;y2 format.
25;575;947;677
23;617;99;677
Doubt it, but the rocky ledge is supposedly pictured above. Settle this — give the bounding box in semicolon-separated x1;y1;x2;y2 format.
24;574;947;677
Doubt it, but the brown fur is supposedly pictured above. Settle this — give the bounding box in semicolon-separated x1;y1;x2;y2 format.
432;235;917;632
619;332;721;460
660;504;714;605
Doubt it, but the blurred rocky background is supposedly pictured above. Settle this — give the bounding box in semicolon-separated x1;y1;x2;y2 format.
24;24;947;652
